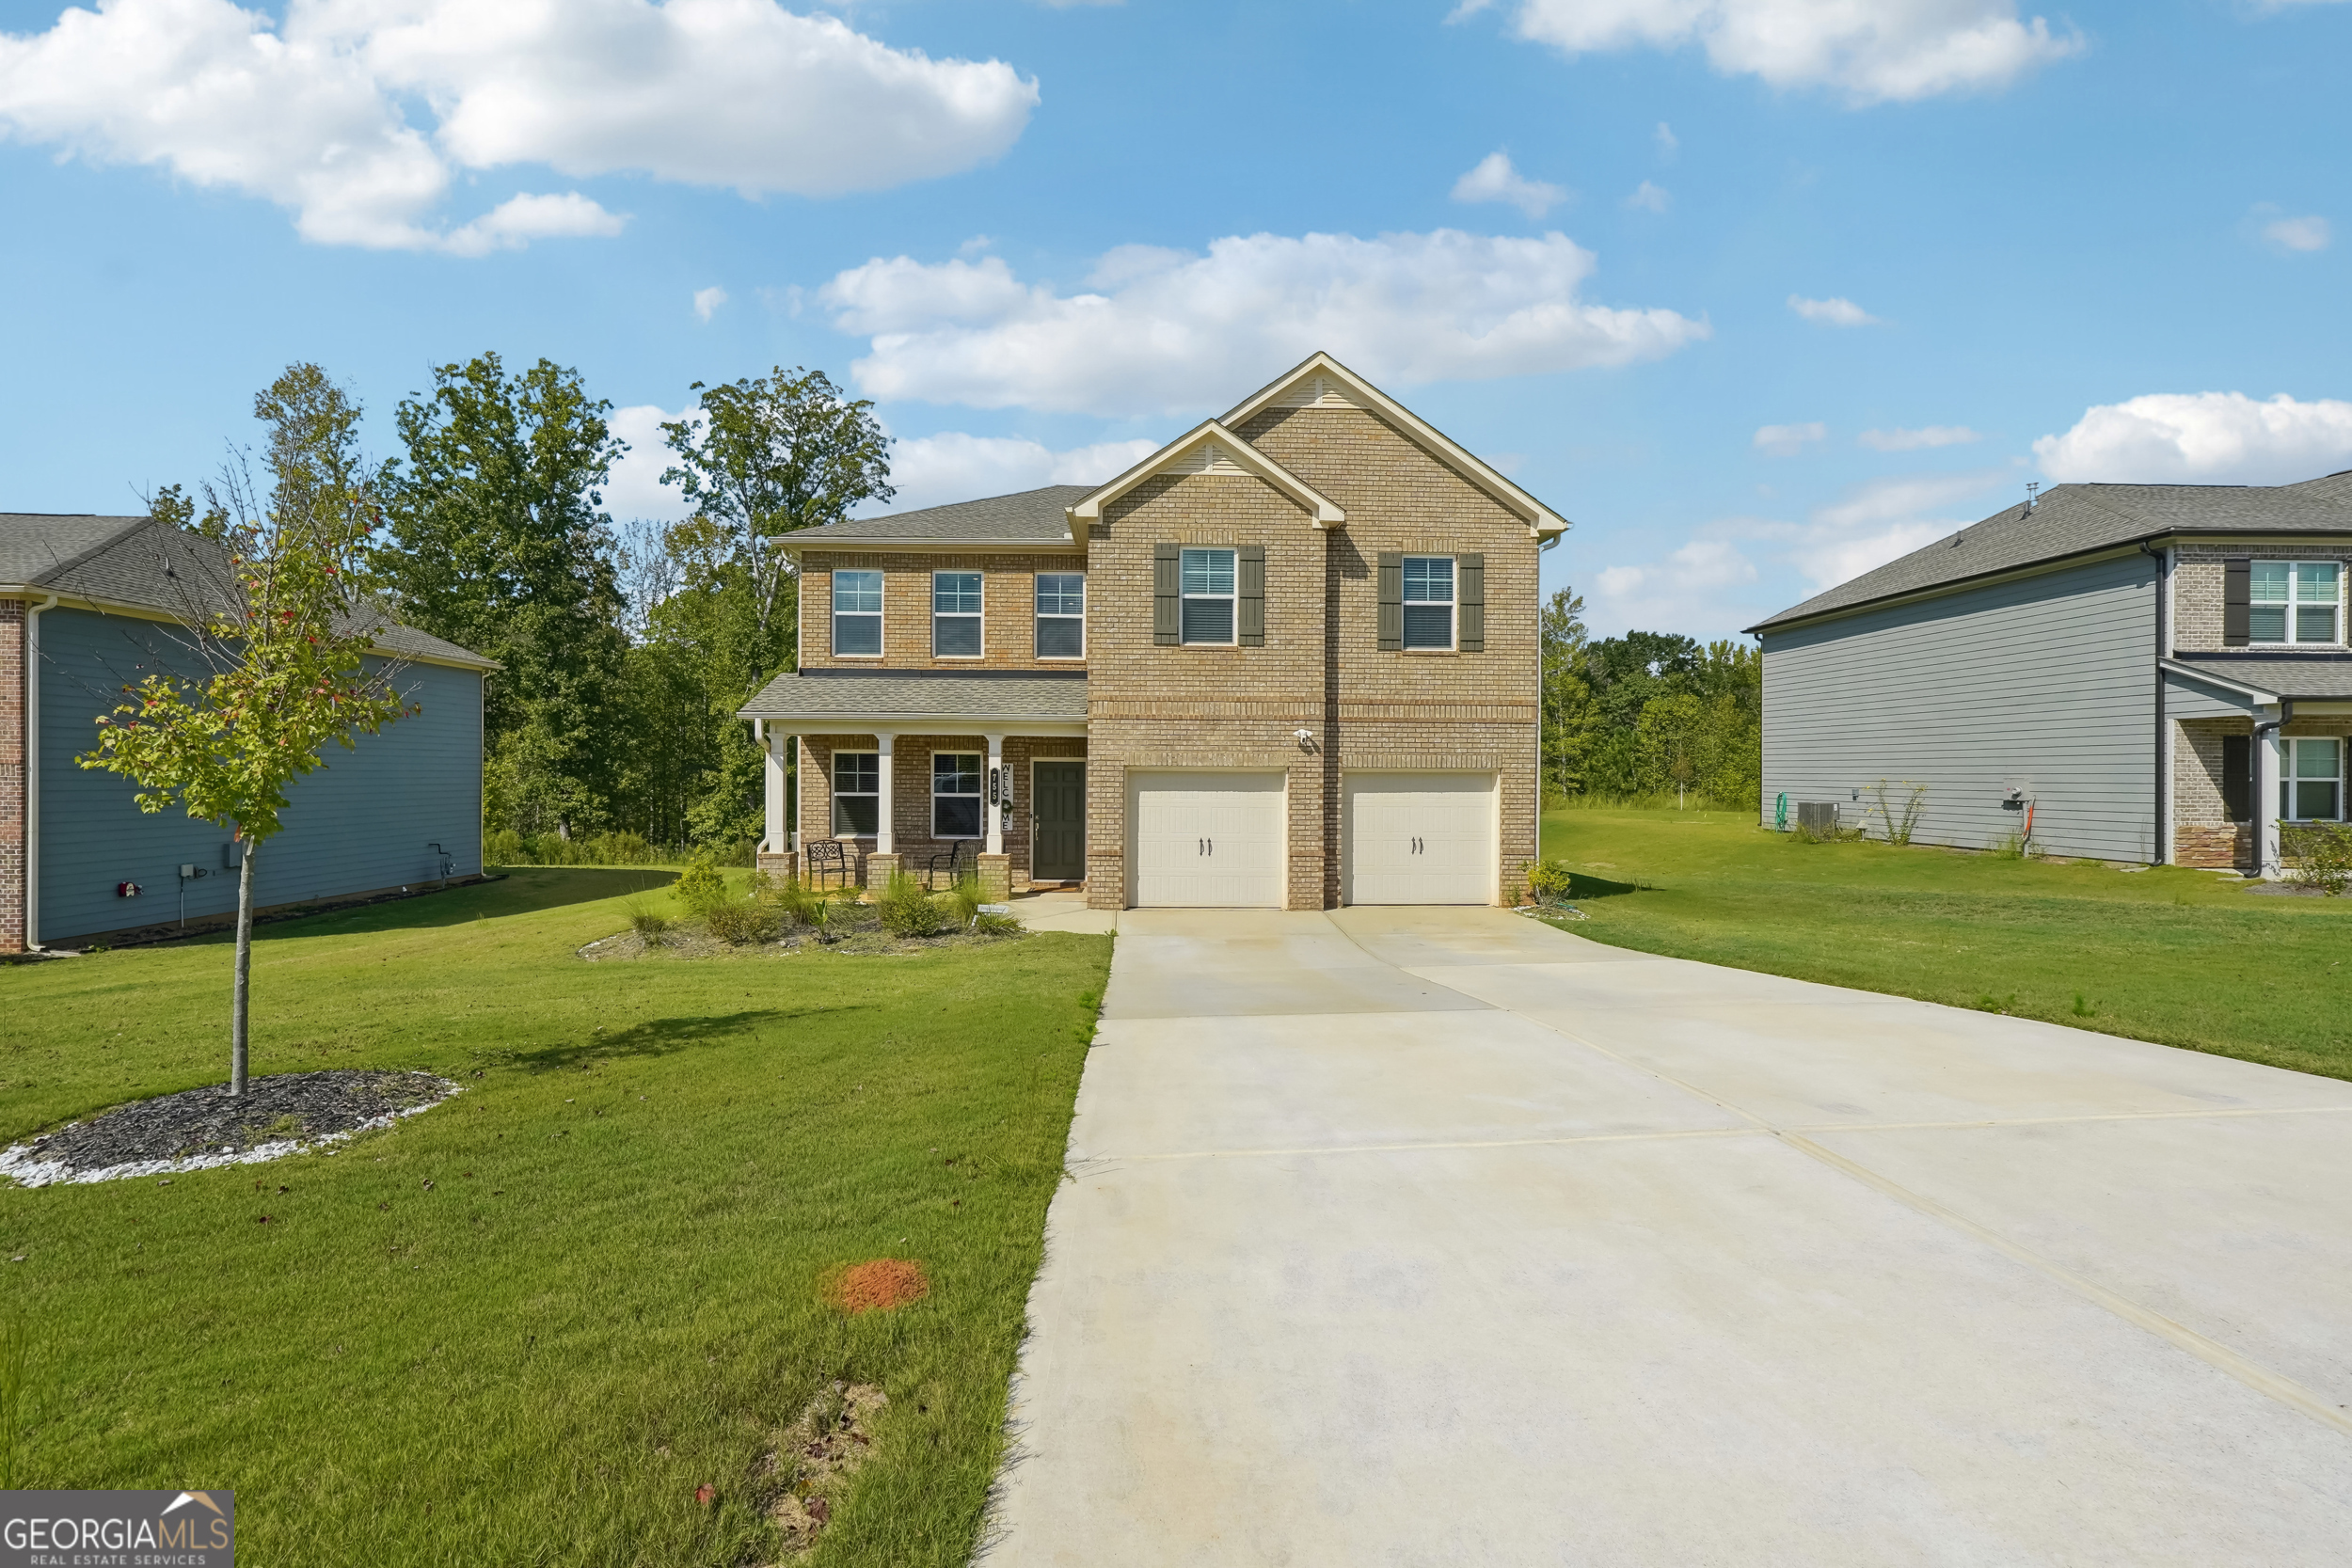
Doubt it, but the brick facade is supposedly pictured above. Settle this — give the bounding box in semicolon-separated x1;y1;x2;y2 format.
1;599;24;953
2172;543;2352;655
798;550;1088;671
795;731;1088;892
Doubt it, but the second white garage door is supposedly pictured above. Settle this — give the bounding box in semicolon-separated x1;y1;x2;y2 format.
1128;771;1286;908
1344;772;1496;905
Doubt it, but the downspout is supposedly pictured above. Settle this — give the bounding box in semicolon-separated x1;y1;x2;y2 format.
2140;541;2168;865
24;594;56;949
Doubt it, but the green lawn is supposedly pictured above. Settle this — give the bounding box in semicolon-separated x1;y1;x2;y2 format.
1541;807;2352;1082
0;869;1111;1566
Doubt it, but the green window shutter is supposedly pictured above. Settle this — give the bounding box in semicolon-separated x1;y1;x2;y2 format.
1153;544;1181;645
1238;545;1265;646
1457;553;1485;652
1377;552;1403;650
2223;558;2250;647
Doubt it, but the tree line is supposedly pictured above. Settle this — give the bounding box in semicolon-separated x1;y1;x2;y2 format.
1539;586;1762;811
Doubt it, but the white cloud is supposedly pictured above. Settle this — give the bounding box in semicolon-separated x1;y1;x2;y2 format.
1796;520;1947;589
819;230;1709;416
0;0;1038;251
1498;0;2081;104
1626;179;1671;213
1858;424;1980;451
1788;293;1883;326
2033;392;2352;485
866;433;1162;515
1808;468;2009;531
1715;467;2008;590
692;285;728;322
1654;120;1677;155
1589;538;1760;632
2262;214;2331;253
605;404;699;520
1754;420;1827;456
1451;150;1566;219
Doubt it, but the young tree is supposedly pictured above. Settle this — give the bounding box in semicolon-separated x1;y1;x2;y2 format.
1539;585;1598;800
78;365;413;1096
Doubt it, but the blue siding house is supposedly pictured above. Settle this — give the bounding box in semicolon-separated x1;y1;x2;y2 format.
3;513;494;952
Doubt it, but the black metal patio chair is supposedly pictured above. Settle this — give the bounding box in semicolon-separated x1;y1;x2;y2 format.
804;839;850;891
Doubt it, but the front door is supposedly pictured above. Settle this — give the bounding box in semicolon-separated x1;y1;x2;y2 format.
1032;761;1087;881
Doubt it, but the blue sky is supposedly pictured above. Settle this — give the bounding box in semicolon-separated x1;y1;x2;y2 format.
3;0;2348;640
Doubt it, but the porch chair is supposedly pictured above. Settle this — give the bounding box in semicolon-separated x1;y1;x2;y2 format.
922;839;975;890
804;839;850;891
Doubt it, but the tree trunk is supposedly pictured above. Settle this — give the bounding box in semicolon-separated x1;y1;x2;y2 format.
230;840;256;1097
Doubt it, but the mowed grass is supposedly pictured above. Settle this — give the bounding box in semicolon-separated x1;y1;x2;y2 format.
1543;807;2352;1082
0;868;1111;1566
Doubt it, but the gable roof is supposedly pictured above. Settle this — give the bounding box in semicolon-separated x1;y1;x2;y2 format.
1220;352;1570;539
0;512;496;671
1748;469;2352;633
783;485;1091;550
1066;420;1345;529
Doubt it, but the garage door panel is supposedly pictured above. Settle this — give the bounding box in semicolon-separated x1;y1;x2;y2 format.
1131;771;1286;908
1345;772;1494;905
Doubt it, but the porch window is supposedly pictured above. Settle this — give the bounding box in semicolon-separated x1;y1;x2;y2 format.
831;752;879;835
1181;547;1235;644
933;571;983;657
1037;572;1085;657
932;752;983;837
833;570;882;657
2250;562;2343;645
2284;737;2344;821
1403;556;1454;650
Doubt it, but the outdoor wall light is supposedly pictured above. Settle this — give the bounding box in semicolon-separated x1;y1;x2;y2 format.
1293;728;1314;749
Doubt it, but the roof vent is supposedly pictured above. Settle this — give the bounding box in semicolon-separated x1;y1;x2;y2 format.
2026;482;2040;513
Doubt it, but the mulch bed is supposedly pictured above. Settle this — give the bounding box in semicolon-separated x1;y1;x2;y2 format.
579;903;1026;962
1;1069;456;1187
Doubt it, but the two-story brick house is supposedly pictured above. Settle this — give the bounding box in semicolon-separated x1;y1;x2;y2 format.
737;353;1567;910
1752;470;2352;874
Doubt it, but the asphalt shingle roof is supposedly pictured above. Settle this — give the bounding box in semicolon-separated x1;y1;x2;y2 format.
1750;469;2352;632
0;512;495;670
2170;653;2352;702
738;669;1088;723
787;485;1092;546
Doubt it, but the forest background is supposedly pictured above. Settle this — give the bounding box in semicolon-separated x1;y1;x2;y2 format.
215;356;1764;865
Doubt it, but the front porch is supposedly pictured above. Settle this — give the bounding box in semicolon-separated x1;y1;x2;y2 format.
2169;659;2351;875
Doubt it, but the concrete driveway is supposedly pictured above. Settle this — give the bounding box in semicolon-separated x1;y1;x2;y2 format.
987;907;2352;1565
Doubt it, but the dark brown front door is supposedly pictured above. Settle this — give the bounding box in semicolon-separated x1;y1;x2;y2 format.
1032;761;1086;881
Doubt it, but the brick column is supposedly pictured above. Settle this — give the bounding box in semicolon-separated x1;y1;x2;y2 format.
864;851;900;892
976;853;1010;904
0;599;24;955
755;849;799;880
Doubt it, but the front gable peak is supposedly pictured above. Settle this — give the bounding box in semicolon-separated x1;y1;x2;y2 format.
1068;420;1346;530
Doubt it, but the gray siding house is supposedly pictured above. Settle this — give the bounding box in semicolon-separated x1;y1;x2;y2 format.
3;513;495;952
1750;471;2352;873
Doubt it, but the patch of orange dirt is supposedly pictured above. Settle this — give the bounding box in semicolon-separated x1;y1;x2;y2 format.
827;1259;929;1313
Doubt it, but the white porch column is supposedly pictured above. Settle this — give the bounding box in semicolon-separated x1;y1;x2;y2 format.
2256;711;2283;879
984;732;1006;856
874;732;898;854
759;722;787;853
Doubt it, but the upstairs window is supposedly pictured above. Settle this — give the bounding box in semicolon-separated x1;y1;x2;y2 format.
932;752;983;837
1181;547;1235;644
2285;737;2344;822
833;570;882;656
1037;572;1086;658
1403;556;1455;650
2250;561;2342;645
831;752;879;835
933;571;982;657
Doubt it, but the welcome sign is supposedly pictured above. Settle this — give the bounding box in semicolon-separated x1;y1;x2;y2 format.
1;1490;233;1566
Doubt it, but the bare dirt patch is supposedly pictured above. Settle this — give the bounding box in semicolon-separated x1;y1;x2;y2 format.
754;1381;890;1561
826;1259;930;1314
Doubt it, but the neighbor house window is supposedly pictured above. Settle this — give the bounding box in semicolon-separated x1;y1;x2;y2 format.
833;570;882;656
2284;736;2344;821
832;752;879;835
1181;547;1235;644
933;571;982;657
932;752;983;837
1403;556;1455;650
1037;572;1086;657
2250;561;2343;645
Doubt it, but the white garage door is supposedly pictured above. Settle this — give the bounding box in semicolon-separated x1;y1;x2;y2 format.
1344;772;1496;905
1128;771;1286;908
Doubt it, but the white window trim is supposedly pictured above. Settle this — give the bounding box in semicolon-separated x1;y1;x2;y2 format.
1402;554;1456;653
1036;572;1087;660
2281;736;2345;823
931;749;986;839
932;570;985;660
831;750;880;837
1180;546;1238;647
2249;560;2345;647
832;570;884;659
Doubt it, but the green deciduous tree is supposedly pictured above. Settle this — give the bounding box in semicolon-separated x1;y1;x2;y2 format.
1549;617;1762;809
78;365;414;1094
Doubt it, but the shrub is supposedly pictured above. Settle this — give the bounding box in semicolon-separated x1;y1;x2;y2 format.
1866;780;1928;847
626;900;672;944
973;911;1023;937
945;873;984;927
2285;820;2352;896
879;871;949;938
672;857;729;912
756;875;820;927
1525;859;1576;904
485;828;526;865
705;900;782;946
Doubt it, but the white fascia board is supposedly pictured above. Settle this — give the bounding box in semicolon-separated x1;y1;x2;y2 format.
1218;351;1570;540
2159;659;2279;706
1067;420;1345;529
734;711;1087;736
